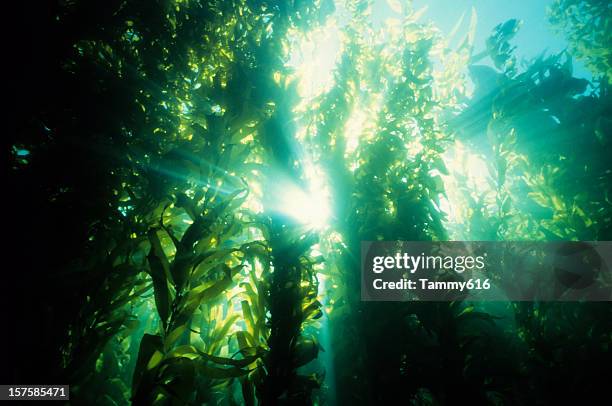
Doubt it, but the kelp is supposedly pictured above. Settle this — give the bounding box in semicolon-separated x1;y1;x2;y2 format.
549;0;612;79
6;0;612;405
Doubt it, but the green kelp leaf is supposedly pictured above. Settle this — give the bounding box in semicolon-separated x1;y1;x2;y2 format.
457;305;475;317
147;267;170;327
210;188;248;218
175;192;198;220
241;300;256;337
235;329;249;351
172;217;209;289
551;195;565;211
501;195;512;213
193;231;217;255
158;357;196;404
528;192;550;208
497;18;521;40
197;349;262;368
148;228;172;280
456;7;477;51
240;377;256;406
147;350;164;370
171;249;194;292
241;241;271;266
302;300;323;321
177;264;242;325
180;216;208;249
107;282;152;314
240;282;263;324
467;7;477;49
234;331;263;359
486;19;522;73
107;378;129;405
194;264;240;302
197;364;250;379
192;248;239;279
293;335;320;367
166;324;188;349
132;334;163;401
167;345;199;360
210;314;241;350
218;218;243;243
147;230;173;328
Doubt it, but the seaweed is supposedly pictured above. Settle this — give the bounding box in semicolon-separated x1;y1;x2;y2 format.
5;0;612;405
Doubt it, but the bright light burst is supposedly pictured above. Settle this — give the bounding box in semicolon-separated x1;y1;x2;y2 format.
244;170;331;230
274;165;332;230
284;186;329;228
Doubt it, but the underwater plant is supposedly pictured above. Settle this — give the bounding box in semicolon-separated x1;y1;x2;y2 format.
6;0;612;405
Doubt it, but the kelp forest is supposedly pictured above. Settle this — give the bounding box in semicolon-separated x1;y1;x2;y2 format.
5;0;612;404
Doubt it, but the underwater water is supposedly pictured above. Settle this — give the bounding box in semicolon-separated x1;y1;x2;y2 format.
5;0;612;404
